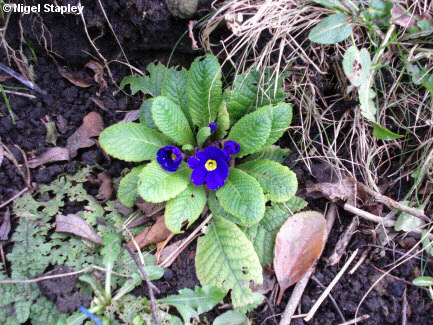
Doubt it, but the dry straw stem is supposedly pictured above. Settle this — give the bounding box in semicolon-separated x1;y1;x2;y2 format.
304;248;359;322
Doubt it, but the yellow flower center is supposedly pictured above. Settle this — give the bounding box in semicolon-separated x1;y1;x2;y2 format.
171;153;177;161
205;159;217;171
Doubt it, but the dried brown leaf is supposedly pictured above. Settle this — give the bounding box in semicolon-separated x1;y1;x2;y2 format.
57;65;92;88
306;177;357;204
251;271;275;295
274;211;327;305
127;215;172;249
391;6;418;28
66;112;104;158
158;238;186;266
28;147;70;168
119;110;140;123
135;197;165;216
56;115;68;134
96;172;112;202
85;61;107;96
0;209;11;241
55;214;102;244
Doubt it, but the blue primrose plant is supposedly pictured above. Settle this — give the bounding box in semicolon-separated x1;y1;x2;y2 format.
99;54;299;309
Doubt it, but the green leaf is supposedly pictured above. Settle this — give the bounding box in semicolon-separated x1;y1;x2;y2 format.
413;276;433;287
196;216;263;308
165;184;207;233
343;46;371;87
228;103;292;157
139;99;158;130
151;96;195;145
309;13;352;44
159;285;226;324
394;202;424;232
118;165;146;208
99;122;171;162
216;168;265;225
197;126;211;148
120;62;168;96
102;232;122;269
213;310;250;325
358;82;376;122
138;161;191;203
15;301;31;323
243;198;306;266
421;230;433;257
161;68;192;127
366;0;393;20
225;70;287;125
182;144;194;152
186;54;223;127
242;145;290;164
238;159;298;202
373;123;404;140
208;191;242;225
215;102;230;139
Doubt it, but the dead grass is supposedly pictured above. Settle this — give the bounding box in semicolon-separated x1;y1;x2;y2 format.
202;0;433;210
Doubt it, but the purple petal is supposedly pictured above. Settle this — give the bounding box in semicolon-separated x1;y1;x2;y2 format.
188;156;201;169
208;122;217;133
206;162;229;190
191;167;207;186
224;140;241;155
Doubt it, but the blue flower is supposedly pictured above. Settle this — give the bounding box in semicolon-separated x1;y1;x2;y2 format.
208;122;217;133
157;145;182;172
188;146;229;190
224;140;241;155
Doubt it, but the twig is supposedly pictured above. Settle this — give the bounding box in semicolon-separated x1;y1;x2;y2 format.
159;212;213;268
304;248;359;322
337;314;370;325
0;187;28;209
124;244;161;325
328;217;358;266
348;247;370;275
2;145;32;192
279;203;337;325
357;182;429;222
0;62;46;95
311;275;346;322
343;203;395;227
0;265;130;284
343;203;433;239
2;90;36;99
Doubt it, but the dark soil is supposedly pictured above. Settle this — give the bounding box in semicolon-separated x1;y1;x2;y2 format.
1;1;432;324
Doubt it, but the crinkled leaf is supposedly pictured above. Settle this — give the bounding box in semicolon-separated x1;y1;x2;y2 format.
138;161;191;203
215;102;230;139
225;70;286;125
118;165;146;208
313;0;358;11
238;159;298;202
151;96;195;145
165;184;207;233
120;62;168;96
216;168;265;225
208;191;242;225
242;145;290;164
309;13;352;44
343;46;371;87
243;197;307;266
196;216;263;308
161;68;192;126
139;99;158;130
197;126;211;148
159;285;226;324
373;123;404;140
186;54;222;127
228;103;292;157
99;122;172;162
